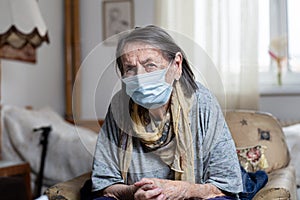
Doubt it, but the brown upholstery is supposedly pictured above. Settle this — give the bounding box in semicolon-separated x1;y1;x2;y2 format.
45;172;91;200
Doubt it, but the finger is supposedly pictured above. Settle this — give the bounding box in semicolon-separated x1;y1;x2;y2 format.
134;187;163;200
156;193;166;200
140;183;157;191
134;178;154;187
144;188;163;199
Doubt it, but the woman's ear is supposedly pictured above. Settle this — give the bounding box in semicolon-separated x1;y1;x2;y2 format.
174;52;183;80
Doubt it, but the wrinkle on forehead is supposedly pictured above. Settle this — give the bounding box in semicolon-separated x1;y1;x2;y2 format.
122;42;156;51
121;42;165;64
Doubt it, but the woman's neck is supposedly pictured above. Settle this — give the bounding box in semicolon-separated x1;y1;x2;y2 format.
148;101;170;121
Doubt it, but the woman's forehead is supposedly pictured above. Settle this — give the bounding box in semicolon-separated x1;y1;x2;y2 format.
122;42;159;54
121;42;165;62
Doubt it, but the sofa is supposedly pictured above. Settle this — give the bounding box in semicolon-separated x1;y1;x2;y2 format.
226;110;297;199
45;110;298;200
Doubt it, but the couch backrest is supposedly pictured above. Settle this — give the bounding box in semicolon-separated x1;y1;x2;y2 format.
225;110;290;173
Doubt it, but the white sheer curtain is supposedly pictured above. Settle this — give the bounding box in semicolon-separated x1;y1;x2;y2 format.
155;0;259;110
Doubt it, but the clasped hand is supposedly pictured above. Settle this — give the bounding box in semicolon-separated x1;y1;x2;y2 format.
133;178;191;200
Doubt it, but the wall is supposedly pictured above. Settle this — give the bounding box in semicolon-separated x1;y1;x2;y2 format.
259;76;300;122
80;0;155;120
2;0;64;115
260;94;300;123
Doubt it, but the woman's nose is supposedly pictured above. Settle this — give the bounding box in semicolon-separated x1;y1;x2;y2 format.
136;63;147;75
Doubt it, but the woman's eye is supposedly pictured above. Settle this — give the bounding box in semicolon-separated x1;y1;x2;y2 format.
124;66;135;75
145;63;157;69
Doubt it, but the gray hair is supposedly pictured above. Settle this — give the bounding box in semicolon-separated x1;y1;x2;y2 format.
116;25;198;96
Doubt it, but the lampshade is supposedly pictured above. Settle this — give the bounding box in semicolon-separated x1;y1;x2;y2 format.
0;0;49;63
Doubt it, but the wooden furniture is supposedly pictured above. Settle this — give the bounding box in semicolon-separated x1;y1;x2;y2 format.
64;0;81;121
66;119;104;133
0;160;32;200
64;0;104;133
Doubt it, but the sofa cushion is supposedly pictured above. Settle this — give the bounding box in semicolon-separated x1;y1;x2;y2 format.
225;110;290;173
236;145;269;172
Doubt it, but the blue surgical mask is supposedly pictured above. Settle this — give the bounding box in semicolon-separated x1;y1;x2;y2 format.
122;61;173;109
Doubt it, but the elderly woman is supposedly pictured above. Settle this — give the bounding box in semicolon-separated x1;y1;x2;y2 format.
91;25;243;200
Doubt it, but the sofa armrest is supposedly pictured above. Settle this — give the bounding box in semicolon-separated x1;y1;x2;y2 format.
45;172;91;200
253;163;297;200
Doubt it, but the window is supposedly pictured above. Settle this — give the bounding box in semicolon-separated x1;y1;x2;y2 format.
258;0;270;72
288;0;300;72
259;0;300;87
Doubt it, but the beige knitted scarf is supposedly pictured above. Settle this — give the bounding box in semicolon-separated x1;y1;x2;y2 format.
119;81;195;183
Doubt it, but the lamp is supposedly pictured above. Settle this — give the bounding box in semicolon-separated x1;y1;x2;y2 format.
0;0;49;63
0;0;49;156
0;0;49;199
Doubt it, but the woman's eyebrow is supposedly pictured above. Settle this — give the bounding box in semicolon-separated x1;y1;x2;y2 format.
122;57;157;67
140;58;155;65
123;63;135;69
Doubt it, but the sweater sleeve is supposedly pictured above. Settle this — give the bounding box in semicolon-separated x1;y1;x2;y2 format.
91;105;124;192
196;84;243;194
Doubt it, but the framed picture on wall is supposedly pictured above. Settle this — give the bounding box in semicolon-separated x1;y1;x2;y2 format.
102;0;134;45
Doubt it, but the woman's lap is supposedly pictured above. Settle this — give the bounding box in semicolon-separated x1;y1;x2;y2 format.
93;197;117;200
207;196;236;200
93;196;235;200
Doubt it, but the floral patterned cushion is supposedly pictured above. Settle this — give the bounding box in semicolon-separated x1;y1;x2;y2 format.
236;145;269;172
225;110;290;173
